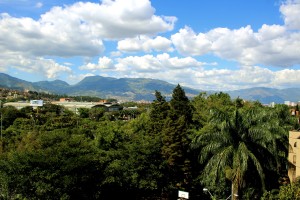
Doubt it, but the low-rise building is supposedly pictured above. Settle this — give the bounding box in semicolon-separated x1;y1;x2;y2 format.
3;100;123;114
3;101;31;109
51;101;122;113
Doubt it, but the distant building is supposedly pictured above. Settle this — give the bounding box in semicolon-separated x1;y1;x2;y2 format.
3;100;123;113
52;101;99;114
269;102;276;108
285;101;297;107
30;100;44;107
59;98;75;102
3;102;31;109
51;101;122;113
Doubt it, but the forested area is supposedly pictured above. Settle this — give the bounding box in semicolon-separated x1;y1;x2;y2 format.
0;85;299;200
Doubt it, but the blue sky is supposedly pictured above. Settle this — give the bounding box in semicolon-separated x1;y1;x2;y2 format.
1;0;300;91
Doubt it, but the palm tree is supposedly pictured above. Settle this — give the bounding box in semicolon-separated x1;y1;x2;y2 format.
192;106;288;199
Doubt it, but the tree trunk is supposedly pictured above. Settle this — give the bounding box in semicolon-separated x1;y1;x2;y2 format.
231;181;239;200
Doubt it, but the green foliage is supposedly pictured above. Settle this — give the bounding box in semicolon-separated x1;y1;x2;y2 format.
0;130;102;199
89;107;106;121
0;106;24;129
92;117;166;199
277;182;300;200
119;109;141;120
0;86;295;199
262;179;300;200
170;84;193;122
274;104;299;131
192;105;288;198
77;107;89;118
120;101;138;107
160;86;194;192
191;92;233;129
206;92;232;109
39;103;64;115
191;92;210;128
19;106;34;116
149;90;170;134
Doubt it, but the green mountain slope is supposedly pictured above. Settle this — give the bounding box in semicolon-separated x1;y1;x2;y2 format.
66;76;200;101
0;73;38;91
0;73;299;103
0;74;200;101
33;80;70;94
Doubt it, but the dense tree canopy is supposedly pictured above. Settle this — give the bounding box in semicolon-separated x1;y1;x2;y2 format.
0;87;298;199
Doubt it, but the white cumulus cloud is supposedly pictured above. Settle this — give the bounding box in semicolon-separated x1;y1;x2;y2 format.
0;0;176;57
115;53;207;73
171;0;300;68
171;25;300;67
0;0;176;81
171;26;212;56
118;36;173;52
0;52;71;79
176;67;299;91
0;12;104;58
280;0;300;30
79;56;115;71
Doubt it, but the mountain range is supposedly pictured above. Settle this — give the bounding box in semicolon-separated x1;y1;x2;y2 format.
0;72;299;104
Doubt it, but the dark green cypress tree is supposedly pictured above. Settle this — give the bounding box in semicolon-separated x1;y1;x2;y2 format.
161;85;193;192
149;90;170;134
169;84;193;122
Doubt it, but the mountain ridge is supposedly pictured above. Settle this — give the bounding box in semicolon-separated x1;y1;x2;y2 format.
226;87;300;104
0;73;299;104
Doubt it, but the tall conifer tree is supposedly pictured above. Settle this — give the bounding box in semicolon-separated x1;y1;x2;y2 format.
169;84;193;122
161;85;193;191
149;90;170;135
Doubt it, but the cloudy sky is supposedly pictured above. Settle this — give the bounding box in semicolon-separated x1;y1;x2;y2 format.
1;0;300;91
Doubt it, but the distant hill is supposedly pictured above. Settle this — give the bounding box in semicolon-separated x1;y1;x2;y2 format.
0;72;299;103
0;73;200;101
33;80;70;94
227;87;300;104
66;76;200;101
0;73;37;91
